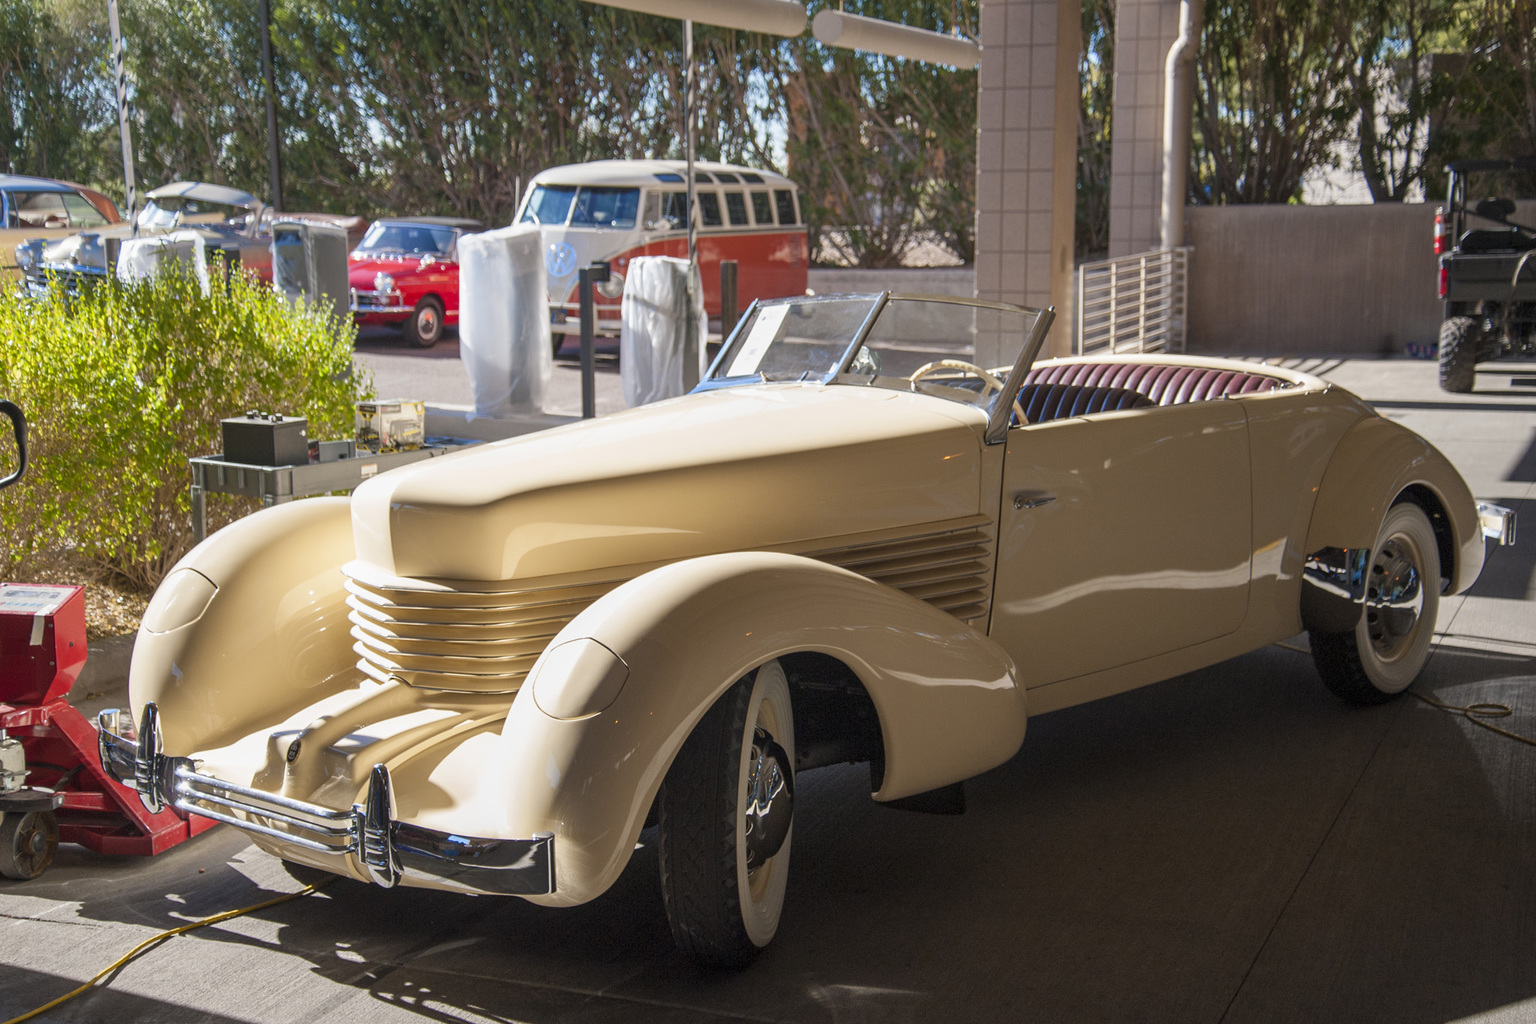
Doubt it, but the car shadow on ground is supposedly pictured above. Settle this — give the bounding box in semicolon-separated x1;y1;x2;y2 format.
10;635;1526;1024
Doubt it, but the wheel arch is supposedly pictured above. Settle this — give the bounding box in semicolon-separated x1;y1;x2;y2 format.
494;551;1025;907
1300;416;1484;633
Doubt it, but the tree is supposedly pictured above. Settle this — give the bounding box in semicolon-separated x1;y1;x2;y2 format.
0;0;113;181
1077;0;1113;258
1193;0;1357;204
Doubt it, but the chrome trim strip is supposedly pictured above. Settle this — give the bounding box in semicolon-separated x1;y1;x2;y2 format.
1476;501;1516;546
95;704;556;896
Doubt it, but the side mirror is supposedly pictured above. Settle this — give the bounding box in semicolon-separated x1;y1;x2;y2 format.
0;401;28;490
1474;197;1517;222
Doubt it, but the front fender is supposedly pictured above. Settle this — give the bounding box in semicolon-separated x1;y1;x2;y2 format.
1301;416;1484;632
492;551;1023;907
129;497;359;753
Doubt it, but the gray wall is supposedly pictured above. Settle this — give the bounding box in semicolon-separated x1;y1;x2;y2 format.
808;267;976;298
1184;203;1442;356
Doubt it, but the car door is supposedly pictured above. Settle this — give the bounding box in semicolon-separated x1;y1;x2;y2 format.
988;399;1253;687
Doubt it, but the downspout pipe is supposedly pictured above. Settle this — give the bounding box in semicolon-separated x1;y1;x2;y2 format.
1160;0;1202;249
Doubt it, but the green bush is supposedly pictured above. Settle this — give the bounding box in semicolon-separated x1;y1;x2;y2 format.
0;266;372;590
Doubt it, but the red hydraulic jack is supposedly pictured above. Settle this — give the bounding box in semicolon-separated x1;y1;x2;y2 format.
0;584;217;879
0;403;214;880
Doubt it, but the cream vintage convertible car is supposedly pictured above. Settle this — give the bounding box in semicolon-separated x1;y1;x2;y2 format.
100;294;1513;966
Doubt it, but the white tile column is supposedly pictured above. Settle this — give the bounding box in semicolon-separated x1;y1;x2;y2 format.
974;0;1082;363
1108;0;1180;256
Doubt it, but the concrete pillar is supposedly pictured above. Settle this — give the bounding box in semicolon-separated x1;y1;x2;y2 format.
1108;0;1181;257
974;0;1082;364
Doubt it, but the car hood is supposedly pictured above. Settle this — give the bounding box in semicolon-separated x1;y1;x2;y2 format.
351;384;987;582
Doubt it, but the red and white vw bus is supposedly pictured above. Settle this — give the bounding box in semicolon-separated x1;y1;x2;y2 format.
515;159;809;337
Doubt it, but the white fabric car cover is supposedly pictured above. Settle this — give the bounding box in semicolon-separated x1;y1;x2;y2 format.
458;225;553;418
115;230;210;296
619;257;707;408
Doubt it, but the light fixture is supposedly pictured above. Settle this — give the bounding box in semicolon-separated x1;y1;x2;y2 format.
584;0;806;36
811;9;980;69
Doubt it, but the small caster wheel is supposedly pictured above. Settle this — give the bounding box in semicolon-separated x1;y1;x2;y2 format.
0;809;59;880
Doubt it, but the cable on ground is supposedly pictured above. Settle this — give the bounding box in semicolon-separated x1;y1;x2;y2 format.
1409;689;1536;747
1;882;326;1024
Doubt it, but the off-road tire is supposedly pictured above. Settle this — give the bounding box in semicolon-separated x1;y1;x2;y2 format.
1311;502;1440;705
1438;316;1480;393
404;296;445;348
657;662;794;968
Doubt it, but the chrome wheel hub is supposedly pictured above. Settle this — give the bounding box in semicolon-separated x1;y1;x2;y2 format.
744;726;793;871
1365;534;1423;658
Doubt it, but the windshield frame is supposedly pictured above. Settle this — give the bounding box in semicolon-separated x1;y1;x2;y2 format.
700;292;1054;445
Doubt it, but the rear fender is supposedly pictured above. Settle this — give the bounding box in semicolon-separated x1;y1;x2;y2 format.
1301;417;1483;633
492;551;1023;906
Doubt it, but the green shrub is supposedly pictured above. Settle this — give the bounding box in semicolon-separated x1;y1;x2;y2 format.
0;266;372;590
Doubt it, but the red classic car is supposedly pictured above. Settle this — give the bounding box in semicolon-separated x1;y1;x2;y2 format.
349;217;483;347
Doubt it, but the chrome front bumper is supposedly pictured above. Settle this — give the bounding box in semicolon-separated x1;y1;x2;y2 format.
349;288;409;314
97;704;554;895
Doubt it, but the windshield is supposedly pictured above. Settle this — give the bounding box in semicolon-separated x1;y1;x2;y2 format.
356;221;456;256
706;293;1048;419
136;197;253;233
520;185;639;228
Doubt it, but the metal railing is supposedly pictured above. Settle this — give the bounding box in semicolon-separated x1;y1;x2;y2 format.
1076;246;1191;355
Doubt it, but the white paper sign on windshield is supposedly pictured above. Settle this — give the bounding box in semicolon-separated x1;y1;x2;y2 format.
725;304;790;377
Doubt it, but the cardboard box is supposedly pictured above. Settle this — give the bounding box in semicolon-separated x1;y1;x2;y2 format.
356;399;425;453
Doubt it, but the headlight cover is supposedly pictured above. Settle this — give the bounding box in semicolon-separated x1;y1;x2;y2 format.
596;270;625;300
374;272;395;293
531;638;630;720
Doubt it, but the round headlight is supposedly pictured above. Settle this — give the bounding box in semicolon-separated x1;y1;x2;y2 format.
373;272;395;293
596;270;625;300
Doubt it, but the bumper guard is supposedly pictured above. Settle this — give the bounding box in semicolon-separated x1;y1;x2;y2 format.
96;704;554;895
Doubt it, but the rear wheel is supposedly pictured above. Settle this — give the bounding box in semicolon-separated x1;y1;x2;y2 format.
404;296;444;348
658;660;795;967
1438;316;1480;393
0;810;58;880
1311;502;1440;705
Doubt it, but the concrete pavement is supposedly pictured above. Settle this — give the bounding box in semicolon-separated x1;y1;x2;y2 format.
3;351;1534;1024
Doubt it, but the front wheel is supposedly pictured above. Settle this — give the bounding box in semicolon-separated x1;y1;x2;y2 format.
1438;316;1480;393
1310;502;1440;705
403;296;445;348
0;809;58;880
658;660;796;967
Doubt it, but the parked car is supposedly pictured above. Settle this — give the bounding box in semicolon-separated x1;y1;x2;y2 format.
348;217;482;347
98;293;1513;967
1435;156;1536;392
0;175;121;275
14;181;364;295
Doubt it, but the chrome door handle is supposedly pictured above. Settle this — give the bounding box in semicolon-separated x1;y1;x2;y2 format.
1013;493;1055;511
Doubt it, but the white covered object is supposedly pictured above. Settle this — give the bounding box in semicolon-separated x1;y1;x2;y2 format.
619;256;707;408
115;230;210;295
458;225;553;418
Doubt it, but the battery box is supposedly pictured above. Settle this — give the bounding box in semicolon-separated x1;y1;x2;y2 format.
222;412;309;467
356;400;425;453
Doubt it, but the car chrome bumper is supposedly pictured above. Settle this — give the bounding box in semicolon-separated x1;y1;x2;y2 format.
1477;501;1516;546
97;704;554;895
350;288;409;314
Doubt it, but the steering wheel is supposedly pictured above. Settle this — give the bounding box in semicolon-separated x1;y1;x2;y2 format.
908;360;1026;425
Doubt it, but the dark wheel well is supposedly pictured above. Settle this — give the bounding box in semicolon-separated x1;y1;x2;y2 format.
1398;483;1456;592
776;652;886;786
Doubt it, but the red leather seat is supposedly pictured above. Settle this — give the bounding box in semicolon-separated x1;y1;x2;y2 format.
1023;363;1283;406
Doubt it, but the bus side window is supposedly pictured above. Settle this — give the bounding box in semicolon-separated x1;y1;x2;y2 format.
751;191;773;225
774;189;798;226
699;192;722;227
725;192;749;226
661;192;688;228
643;192;662;230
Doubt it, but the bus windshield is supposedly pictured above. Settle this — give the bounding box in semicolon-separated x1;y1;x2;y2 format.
521;185;639;229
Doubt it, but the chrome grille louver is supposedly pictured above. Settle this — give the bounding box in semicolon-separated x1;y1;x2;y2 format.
344;519;995;693
344;568;622;693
